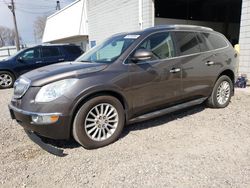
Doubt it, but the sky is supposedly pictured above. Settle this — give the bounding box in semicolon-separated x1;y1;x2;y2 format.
0;0;75;44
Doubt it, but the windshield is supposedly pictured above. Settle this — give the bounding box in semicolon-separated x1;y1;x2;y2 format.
2;48;26;61
76;34;140;63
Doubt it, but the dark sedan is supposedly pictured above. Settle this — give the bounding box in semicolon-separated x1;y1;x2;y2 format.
0;44;82;89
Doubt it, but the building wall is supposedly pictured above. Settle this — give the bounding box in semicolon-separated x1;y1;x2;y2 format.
87;0;154;45
239;0;250;78
141;0;155;29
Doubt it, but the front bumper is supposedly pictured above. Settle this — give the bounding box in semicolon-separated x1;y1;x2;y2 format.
9;104;71;140
25;130;65;156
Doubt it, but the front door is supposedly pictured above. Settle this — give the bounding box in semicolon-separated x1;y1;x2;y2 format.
14;47;42;76
127;32;182;116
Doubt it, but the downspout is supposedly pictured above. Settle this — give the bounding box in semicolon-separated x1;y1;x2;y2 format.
139;0;143;29
79;0;85;35
84;0;89;50
83;0;88;35
79;0;89;50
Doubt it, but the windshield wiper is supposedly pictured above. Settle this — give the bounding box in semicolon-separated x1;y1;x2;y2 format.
79;60;93;63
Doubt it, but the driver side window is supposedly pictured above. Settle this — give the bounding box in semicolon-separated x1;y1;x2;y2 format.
20;48;40;60
137;32;175;60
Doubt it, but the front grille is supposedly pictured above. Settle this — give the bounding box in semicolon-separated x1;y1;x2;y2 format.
13;77;31;99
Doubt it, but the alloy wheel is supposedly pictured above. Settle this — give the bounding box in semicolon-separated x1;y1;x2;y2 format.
84;103;119;141
0;74;13;87
216;81;231;105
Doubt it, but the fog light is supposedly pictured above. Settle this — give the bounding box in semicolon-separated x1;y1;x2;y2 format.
32;114;59;124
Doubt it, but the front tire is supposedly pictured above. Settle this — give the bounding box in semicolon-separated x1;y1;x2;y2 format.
0;71;15;89
73;95;125;149
207;75;233;108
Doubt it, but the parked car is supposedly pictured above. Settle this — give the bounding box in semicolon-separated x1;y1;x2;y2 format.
0;44;83;89
9;25;238;153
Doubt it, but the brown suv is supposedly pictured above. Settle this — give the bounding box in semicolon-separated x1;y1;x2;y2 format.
9;25;238;152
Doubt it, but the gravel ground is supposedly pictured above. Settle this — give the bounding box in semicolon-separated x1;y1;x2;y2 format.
0;88;250;187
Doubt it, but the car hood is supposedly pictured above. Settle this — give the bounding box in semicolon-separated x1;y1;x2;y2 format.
22;61;108;86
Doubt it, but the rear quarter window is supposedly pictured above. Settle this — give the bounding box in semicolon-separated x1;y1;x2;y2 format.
63;46;82;55
200;33;228;50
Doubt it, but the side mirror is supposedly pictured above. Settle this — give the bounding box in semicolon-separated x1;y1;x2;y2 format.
17;56;24;62
131;49;153;62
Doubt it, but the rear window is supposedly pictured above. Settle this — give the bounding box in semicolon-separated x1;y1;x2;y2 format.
174;32;200;56
63;46;82;55
200;33;228;50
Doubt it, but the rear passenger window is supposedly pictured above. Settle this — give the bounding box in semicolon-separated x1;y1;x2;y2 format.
42;47;61;58
174;32;200;56
200;33;228;50
196;34;209;52
138;32;175;60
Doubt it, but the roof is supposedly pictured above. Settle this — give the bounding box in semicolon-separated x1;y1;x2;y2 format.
39;43;77;46
109;24;215;39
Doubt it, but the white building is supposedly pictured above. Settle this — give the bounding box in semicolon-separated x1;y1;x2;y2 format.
43;0;250;78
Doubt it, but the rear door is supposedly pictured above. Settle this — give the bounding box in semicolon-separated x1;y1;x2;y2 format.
174;31;225;101
128;31;182;116
196;32;228;94
41;46;65;65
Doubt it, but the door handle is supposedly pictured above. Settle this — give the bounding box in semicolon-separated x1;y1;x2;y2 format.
169;68;181;73
205;61;215;66
59;58;65;61
35;61;43;64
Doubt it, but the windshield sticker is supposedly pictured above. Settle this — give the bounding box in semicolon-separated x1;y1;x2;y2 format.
124;35;140;39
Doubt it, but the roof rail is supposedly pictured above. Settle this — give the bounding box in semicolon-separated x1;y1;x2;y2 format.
150;24;214;31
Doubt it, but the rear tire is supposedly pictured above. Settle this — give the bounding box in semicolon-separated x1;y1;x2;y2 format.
206;75;233;108
0;71;15;89
73;95;125;149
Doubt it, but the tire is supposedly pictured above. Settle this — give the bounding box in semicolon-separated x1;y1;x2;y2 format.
0;71;15;89
73;95;125;149
206;75;233;108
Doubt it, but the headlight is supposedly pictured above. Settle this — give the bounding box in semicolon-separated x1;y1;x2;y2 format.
35;79;78;102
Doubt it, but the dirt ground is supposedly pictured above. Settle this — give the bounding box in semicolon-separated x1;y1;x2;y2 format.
0;88;250;187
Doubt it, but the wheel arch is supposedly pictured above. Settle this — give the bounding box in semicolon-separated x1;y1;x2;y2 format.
215;69;235;95
218;69;235;84
0;69;16;80
69;90;129;136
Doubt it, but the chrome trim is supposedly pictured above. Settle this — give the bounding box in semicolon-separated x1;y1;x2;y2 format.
122;30;229;66
129;97;207;123
205;61;215;66
170;68;181;73
9;104;62;117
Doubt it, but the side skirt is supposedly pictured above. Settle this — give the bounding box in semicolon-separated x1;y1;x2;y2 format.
129;97;207;124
